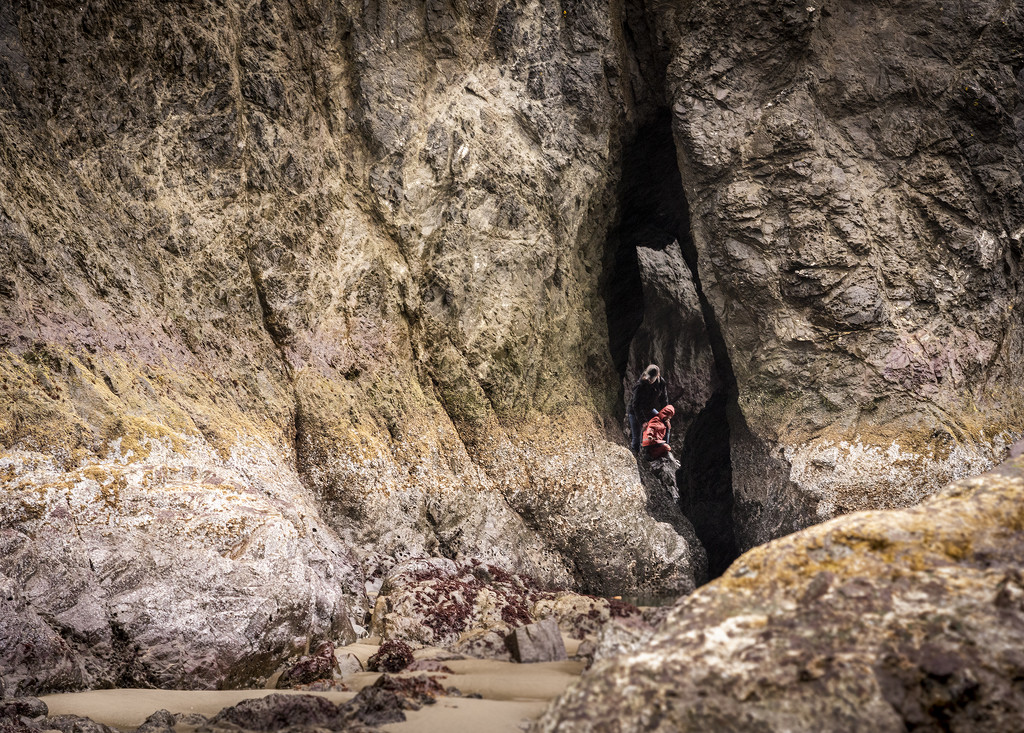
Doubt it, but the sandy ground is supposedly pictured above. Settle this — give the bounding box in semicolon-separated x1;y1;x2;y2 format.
40;637;586;732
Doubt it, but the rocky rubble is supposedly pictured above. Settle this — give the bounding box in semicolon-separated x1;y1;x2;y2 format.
537;456;1024;732
369;558;656;663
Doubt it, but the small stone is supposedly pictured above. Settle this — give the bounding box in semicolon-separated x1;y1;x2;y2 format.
504;618;567;663
0;699;47;721
335;652;363;677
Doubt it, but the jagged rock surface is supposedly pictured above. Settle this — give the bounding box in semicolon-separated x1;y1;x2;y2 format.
370;558;700;653
0;450;360;695
536;456;1024;732
660;0;1024;549
2;0;1024;699
0;0;700;692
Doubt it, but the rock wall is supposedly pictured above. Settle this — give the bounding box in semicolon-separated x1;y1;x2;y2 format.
0;0;703;692
659;0;1024;549
2;0;1023;696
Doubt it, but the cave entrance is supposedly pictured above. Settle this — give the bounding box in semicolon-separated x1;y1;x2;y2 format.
604;109;740;582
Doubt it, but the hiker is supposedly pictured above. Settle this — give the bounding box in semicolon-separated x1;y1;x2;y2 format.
641;404;675;461
628;364;668;452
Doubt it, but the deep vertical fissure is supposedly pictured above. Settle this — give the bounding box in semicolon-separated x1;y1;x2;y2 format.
605;109;740;581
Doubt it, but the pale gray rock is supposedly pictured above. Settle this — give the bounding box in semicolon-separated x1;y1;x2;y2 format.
505;618;567;664
0;452;361;695
334;652;363;678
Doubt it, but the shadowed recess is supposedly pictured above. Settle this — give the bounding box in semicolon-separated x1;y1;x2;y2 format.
606;109;742;581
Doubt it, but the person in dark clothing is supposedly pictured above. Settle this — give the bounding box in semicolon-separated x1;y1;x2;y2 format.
628;364;668;452
642;404;675;460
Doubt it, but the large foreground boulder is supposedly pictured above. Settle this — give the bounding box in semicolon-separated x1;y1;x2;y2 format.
537;456;1024;732
0;447;362;695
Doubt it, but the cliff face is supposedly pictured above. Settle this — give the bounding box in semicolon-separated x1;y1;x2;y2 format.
0;0;700;693
659;0;1024;549
0;0;1022;696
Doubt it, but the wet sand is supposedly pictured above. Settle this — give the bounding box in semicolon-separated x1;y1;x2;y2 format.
41;637;586;732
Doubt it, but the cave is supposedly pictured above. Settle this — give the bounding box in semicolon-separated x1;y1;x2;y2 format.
605;109;741;581
677;391;738;579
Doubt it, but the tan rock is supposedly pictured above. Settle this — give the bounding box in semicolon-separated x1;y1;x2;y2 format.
538;457;1024;731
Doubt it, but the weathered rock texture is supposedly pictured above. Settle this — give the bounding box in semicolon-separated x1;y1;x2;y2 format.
0;0;701;692
625;241;717;438
370;558;695;655
537;456;1024;732
2;0;1024;697
505;617;567;663
0;448;360;694
660;0;1024;549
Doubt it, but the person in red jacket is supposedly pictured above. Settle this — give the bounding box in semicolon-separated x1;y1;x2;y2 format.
641;404;674;460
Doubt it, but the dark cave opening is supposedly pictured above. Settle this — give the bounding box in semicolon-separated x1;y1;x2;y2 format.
604;109;690;377
677;391;738;579
605;109;740;582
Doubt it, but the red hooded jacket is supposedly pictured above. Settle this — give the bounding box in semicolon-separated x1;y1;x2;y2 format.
641;405;675;447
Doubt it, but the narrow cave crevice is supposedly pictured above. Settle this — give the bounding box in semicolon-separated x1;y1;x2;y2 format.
604;227;644;379
603;108;691;379
677;391;738;579
605;108;741;582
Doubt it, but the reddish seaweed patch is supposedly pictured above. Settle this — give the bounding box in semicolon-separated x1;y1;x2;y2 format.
367;640;414;673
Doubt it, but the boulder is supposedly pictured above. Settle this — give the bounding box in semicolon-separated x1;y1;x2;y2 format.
134;710;175;733
538;457;1024;731
45;716;119;733
275;641;337;689
0;455;362;694
372;559;654;655
206;694;350;732
0;700;46;722
505;618;567;664
366;641;414;674
370;559;539;647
